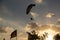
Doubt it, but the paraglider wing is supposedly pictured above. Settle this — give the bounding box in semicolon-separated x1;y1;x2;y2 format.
26;4;36;15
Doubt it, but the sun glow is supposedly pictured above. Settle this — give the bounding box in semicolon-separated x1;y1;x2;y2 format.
38;29;58;40
46;33;53;40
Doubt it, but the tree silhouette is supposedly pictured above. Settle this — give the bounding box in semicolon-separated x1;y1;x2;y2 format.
27;30;40;40
54;34;60;40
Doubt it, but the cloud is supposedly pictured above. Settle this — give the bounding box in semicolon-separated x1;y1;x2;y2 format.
25;23;55;32
37;24;60;32
0;26;14;40
18;36;27;40
0;17;18;29
57;19;60;21
27;22;39;29
45;12;55;18
34;0;43;4
30;12;39;18
0;18;9;27
39;24;51;30
5;26;14;33
0;18;14;33
46;24;55;27
25;22;39;32
57;19;60;24
0;26;14;33
0;17;4;22
51;26;60;32
18;32;27;40
0;27;6;33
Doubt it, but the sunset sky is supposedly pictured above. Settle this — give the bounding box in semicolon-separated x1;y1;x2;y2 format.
0;0;60;40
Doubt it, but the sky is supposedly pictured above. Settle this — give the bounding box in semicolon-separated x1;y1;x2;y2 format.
0;0;60;40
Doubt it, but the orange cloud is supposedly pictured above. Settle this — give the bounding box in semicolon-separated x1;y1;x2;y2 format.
18;32;27;40
0;26;14;33
5;26;14;33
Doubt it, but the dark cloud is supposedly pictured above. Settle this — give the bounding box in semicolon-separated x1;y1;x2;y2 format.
0;0;2;3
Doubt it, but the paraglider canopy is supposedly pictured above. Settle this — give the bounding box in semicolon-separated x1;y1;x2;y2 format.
26;4;36;15
26;4;36;21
